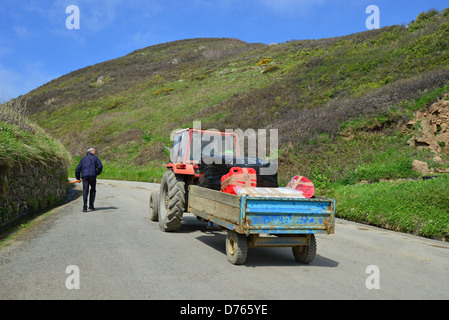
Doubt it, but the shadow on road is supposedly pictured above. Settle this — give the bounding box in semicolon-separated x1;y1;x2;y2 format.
179;216;340;268
92;206;119;212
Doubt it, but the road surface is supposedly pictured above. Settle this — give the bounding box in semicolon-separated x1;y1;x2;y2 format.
0;179;448;300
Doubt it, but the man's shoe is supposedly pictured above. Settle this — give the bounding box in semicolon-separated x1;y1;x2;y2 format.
82;208;87;212
89;206;95;211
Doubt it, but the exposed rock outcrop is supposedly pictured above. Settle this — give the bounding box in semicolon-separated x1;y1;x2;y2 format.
408;94;449;155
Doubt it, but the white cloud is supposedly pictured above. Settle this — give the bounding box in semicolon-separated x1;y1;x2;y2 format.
131;31;156;47
258;0;327;14
0;65;22;100
0;62;59;100
14;26;32;39
78;0;121;32
191;0;242;11
0;36;12;58
188;0;327;17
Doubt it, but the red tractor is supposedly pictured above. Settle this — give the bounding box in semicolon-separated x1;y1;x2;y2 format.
149;128;240;232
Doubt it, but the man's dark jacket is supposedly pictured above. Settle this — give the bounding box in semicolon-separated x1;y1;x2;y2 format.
75;153;103;180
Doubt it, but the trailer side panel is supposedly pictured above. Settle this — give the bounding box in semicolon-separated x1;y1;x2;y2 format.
242;197;335;235
188;185;240;225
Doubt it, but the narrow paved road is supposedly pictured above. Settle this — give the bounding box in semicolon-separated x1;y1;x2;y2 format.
1;180;448;300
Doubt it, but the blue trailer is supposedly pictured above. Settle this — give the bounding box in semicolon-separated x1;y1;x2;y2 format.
187;185;336;265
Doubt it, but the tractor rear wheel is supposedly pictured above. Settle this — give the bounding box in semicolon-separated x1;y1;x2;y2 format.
159;170;185;232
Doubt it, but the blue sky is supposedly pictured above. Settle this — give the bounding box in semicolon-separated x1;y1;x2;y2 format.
0;0;447;100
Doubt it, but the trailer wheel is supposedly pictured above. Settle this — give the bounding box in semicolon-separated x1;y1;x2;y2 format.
149;191;159;221
159;170;185;232
226;231;248;265
292;234;316;264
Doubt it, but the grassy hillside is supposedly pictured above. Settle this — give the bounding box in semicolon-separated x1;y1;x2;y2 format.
18;8;449;239
0;99;70;170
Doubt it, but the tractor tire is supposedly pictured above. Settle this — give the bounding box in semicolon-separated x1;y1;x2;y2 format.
149;191;159;221
292;234;317;264
159;170;186;232
226;231;248;265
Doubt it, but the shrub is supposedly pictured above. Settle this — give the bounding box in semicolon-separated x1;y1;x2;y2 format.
416;9;439;23
257;58;272;66
442;8;449;17
262;65;280;74
0;98;34;133
408;9;440;32
153;88;174;95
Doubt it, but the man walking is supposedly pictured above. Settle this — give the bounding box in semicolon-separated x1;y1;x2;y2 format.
75;147;103;212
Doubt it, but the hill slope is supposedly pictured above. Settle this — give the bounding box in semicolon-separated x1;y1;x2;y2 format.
23;9;449;180
21;14;449;174
15;8;449;239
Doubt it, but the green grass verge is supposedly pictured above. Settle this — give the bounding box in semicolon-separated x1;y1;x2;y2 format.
331;175;449;240
0;120;70;168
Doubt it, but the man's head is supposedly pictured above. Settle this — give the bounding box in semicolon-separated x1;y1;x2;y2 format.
87;147;96;154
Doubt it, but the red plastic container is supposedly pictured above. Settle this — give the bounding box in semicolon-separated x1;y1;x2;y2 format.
286;175;315;199
221;167;257;195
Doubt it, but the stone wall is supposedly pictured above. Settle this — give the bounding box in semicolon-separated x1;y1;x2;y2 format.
0;162;68;226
